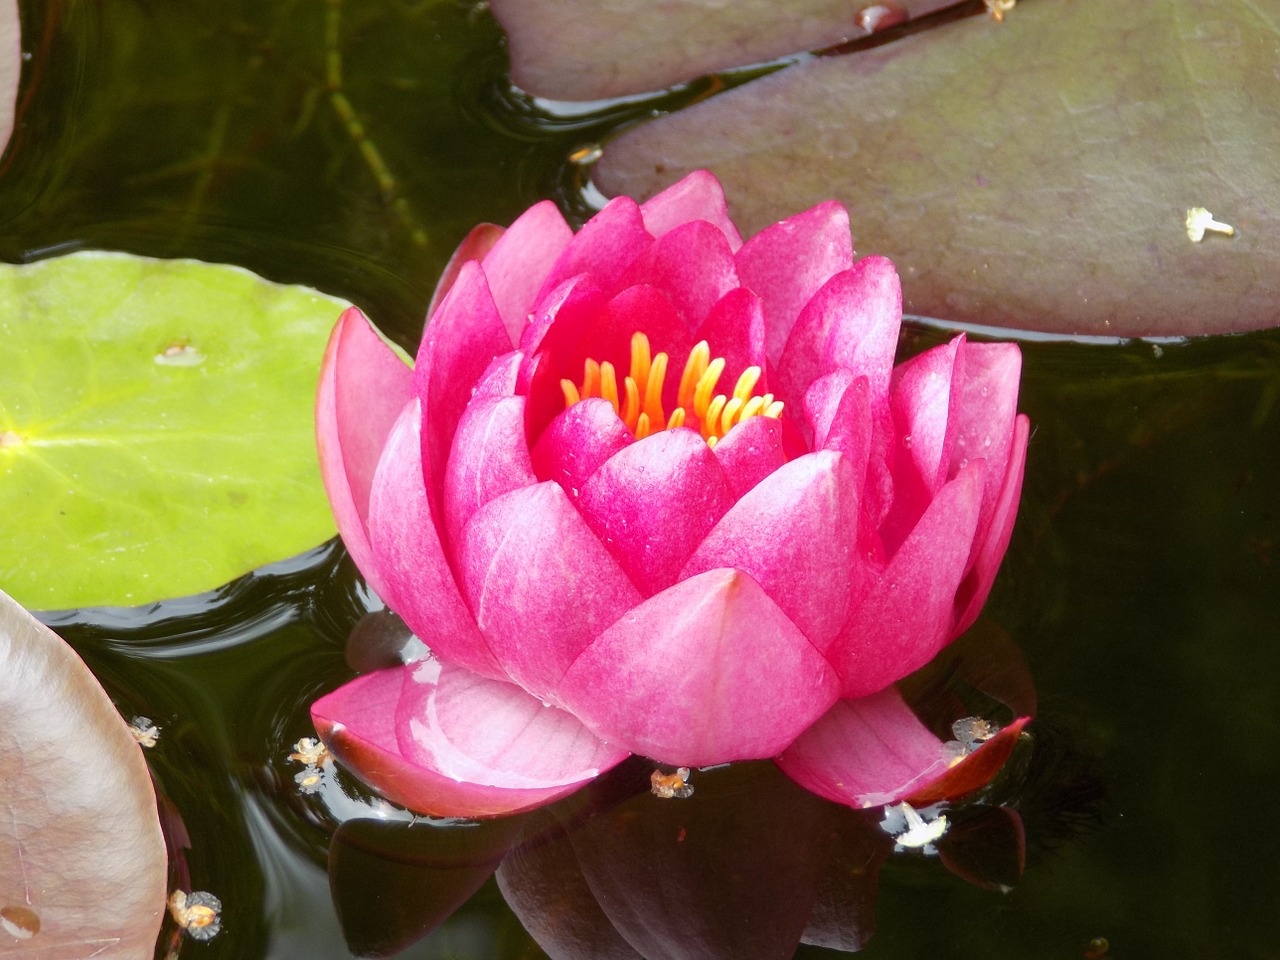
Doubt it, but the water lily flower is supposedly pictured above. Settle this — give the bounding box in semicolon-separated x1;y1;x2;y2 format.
312;170;1030;817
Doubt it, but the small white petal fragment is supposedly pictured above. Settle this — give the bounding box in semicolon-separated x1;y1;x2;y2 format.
984;0;1016;22
288;737;330;766
882;801;949;850
650;766;694;799
129;716;160;748
155;342;206;366
1185;207;1235;242
168;890;222;941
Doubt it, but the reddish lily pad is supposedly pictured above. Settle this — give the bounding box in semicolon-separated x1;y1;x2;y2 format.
0;587;167;958
490;0;962;100
595;0;1280;336
1;0;17;159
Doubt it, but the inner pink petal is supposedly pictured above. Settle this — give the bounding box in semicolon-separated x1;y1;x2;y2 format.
534;196;654;304
443;395;537;550
638;169;744;250
480;200;575;343
578;429;735;596
617;219;739;331
693;287;769;396
530;398;635;500
712;415;787;499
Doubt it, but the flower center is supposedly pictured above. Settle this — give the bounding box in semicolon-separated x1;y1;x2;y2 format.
559;333;783;447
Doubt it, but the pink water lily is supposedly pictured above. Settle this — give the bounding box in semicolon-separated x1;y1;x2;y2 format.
312;171;1030;817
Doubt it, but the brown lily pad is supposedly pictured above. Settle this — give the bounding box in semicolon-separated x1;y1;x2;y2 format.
0;588;167;959
595;0;1280;336
489;0;962;100
1;0;17;159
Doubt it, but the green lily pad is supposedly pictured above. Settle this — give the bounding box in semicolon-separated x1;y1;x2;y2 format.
0;251;346;609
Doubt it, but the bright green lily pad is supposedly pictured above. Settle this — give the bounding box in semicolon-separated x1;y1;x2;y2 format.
0;251;346;610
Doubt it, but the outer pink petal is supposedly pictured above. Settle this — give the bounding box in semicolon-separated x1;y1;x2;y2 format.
578;429;735;596
311;663;626;819
459;482;642;703
316;307;413;605
681;451;861;651
954;414;1030;634
776;258;902;413
415;261;513;508
368;400;505;680
443;395;537;549
535;196;654;304
638;169;743;250
774;688;951;809
832;463;985;698
736;201;854;367
712;414;786;499
426;223;506;323
950;341;1022;523
617;219;739;330
479;200;575;344
530;398;634;499
556;568;841;766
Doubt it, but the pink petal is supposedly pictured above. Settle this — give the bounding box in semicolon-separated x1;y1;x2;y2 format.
530;398;635;499
459;482;642;703
905;717;1031;807
776;257;902;413
736;201;854;367
415;261;513;509
534;196;654;304
953;414;1030;634
426;223;506;323
880;335;965;554
638;169;743;250
556;568;840;766
617;219;739;330
802;368;857;452
774;687;951;809
681;451;861;651
316;307;413;605
443;395;537;549
950;341;1022;522
587;284;695;397
712;414;786;499
472;350;523;399
578;429;735;596
367;399;505;680
831;463;985;698
693;287;769;394
312;663;626;819
480;200;575;344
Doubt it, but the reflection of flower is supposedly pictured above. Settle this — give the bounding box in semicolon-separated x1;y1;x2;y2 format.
312;170;1029;817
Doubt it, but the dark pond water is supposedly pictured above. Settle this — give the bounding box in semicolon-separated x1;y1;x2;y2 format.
4;2;1280;958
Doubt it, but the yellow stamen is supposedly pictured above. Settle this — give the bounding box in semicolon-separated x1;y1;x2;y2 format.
559;333;784;446
599;361;619;413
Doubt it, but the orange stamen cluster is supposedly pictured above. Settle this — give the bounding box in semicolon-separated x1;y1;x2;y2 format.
559;333;784;447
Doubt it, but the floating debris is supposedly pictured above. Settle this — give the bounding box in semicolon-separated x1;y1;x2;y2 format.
1085;936;1111;959
154;343;206;367
0;905;40;939
881;801;948;852
289;736;330;766
1185;207;1235;242
129;716;160;748
650;766;694;799
568;144;604;166
984;0;1016;22
168;890;222;941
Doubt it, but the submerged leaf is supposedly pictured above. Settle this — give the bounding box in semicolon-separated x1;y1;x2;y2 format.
0;0;16;160
490;0;961;100
0;251;347;609
596;0;1280;336
0;587;167;958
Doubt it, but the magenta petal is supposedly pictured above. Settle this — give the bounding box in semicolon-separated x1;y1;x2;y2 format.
832;463;985;698
426;223;505;323
617;219;738;330
472;351;523;399
954;414;1030;634
312;663;626;819
777;258;902;411
480;200;575;344
535;196;654;304
803;368;856;451
638;169;743;250
415;261;513;506
459;482;642;702
316;308;413;604
693;287;769;392
951;341;1022;519
443;395;537;549
681;451;860;651
557;569;840;766
774;688;950;809
736;201;854;366
712;415;786;499
530;398;634;498
578;429;735;595
368;400;505;680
